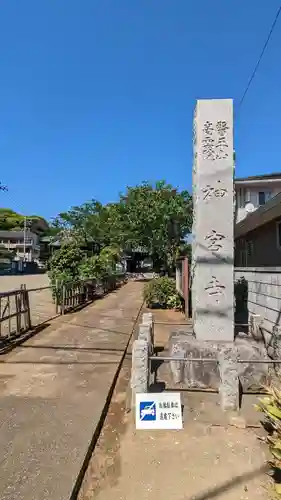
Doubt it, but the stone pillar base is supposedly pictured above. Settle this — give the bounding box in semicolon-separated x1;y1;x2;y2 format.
169;331;271;409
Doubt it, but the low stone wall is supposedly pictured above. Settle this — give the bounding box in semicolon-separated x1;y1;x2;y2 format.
130;313;154;409
235;267;281;342
130;313;269;413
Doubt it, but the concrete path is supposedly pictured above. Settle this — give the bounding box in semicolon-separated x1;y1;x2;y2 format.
0;281;144;500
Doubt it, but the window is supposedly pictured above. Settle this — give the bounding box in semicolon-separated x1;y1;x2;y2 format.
238;239;248;266
277;221;281;249
258;191;272;206
258;192;265;205
247;240;254;257
237;188;245;208
240;248;247;266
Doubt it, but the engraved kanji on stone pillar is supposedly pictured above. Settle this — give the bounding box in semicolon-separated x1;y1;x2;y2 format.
192;99;234;341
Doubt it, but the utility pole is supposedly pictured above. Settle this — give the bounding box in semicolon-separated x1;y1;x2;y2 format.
23;216;27;262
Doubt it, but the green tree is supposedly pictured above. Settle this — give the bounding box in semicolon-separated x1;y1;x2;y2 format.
114;181;192;273
51;181;192;274
0;245;15;262
53;200;113;251
79;246;121;280
48;243;85;284
0;208;49;232
175;241;192;262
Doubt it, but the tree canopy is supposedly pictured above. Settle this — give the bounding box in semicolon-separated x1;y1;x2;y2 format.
0;245;15;262
0;208;49;232
53;181;192;273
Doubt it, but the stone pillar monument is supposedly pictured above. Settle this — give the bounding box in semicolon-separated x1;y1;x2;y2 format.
192;99;234;342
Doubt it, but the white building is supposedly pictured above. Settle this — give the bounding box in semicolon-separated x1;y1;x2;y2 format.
0;230;40;262
235;173;281;222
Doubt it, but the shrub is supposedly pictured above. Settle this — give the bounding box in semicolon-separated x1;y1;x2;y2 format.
143;276;182;310
257;386;281;496
48;243;85;286
79;246;121;280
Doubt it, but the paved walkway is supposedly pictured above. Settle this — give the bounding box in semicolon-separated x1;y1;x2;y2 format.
0;281;144;500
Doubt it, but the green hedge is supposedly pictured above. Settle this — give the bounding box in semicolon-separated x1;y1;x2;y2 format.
143;276;182;310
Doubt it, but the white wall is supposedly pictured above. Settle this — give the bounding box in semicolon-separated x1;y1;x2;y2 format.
235;183;281;222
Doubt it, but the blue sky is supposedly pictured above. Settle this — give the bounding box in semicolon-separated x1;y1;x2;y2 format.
1;1;281;221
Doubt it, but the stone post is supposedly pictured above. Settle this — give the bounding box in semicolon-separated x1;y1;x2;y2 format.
192;99;234;341
139;324;152;350
218;346;239;411
142;312;154;346
131;339;149;409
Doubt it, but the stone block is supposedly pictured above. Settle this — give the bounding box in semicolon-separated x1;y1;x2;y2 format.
277;274;281;286
142;312;153;324
131;339;149;408
269;273;276;284
271;297;279;312
267;306;278;325
138;323;150;342
169;330;271;394
170;341;187;384
218;346;239;411
268;326;281;363
249;314;263;340
141;312;154;345
235;334;271;391
169;331;220;389
138;324;153;354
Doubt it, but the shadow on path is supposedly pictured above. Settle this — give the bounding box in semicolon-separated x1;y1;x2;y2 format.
185;464;268;500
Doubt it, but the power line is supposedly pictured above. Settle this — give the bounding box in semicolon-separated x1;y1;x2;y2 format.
238;5;281;110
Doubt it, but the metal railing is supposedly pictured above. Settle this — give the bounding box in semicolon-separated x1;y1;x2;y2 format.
0;273;126;340
149;355;281;364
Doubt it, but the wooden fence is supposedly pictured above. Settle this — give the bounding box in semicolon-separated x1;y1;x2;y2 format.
0;273;126;340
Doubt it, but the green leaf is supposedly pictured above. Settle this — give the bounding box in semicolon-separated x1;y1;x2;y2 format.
275;483;281;496
265;405;281;420
271;447;281;461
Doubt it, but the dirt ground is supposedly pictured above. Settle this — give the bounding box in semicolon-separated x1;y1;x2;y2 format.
0;273;49;293
0;274;56;335
79;308;272;500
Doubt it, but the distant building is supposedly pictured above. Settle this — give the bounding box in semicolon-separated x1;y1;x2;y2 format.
235;172;281;223
39;236;61;263
235;191;281;267
0;230;40;263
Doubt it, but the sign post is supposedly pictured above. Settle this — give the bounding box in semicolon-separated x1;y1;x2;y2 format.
135;393;183;430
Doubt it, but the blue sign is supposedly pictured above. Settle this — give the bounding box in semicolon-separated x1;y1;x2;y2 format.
139;401;156;421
